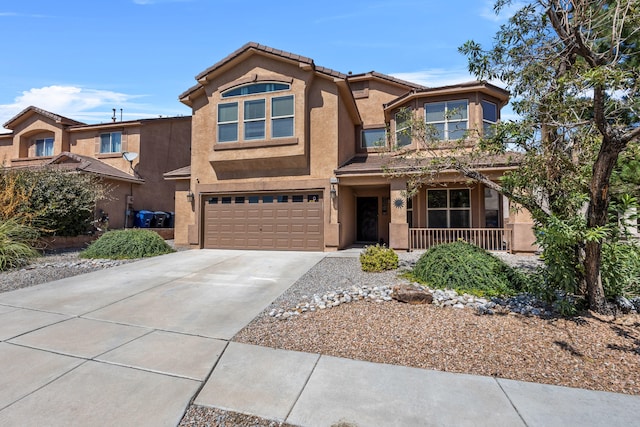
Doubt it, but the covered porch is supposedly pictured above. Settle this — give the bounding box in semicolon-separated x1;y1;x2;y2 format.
334;155;526;253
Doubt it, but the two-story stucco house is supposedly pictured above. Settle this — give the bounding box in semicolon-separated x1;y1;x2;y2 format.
0;106;191;231
169;42;536;253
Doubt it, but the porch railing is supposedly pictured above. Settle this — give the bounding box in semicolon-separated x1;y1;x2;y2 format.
409;228;513;252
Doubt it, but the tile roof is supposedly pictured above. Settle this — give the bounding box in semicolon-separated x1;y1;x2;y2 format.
335;152;523;176
384;81;510;110
3;106;85;129
180;42;352;101
46;152;144;183
163;165;191;179
347;71;427;90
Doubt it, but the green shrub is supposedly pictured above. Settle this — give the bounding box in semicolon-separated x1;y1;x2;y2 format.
412;241;524;297
80;229;174;260
0;219;40;271
601;241;640;299
0;167;108;236
360;244;399;272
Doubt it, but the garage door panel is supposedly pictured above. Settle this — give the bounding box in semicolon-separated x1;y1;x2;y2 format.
204;192;324;251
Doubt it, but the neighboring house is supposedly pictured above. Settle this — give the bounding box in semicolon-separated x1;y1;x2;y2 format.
0;106;191;230
169;42;536;253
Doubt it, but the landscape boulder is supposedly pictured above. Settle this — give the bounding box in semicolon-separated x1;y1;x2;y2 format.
391;284;433;305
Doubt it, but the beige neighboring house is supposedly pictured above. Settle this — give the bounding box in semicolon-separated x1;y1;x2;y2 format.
0;106;191;230
168;42;537;253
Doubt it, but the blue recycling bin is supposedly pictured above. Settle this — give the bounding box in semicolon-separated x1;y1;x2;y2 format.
134;210;154;228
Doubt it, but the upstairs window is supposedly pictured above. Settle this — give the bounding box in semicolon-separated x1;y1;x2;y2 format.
35;137;54;157
482;100;498;137
271;95;294;138
395;112;412;147
244;99;265;140
100;132;122;153
425;100;468;140
362;128;386;149
217;94;294;143
218;103;239;142
222;82;290;98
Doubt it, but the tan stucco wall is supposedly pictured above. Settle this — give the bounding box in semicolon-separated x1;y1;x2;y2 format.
70;117;191;221
355;79;408;126
0;134;12;166
181;53;359;248
70;124;142;172
3;116;69;163
172;179;194;247
96;179;136;230
508;204;539;253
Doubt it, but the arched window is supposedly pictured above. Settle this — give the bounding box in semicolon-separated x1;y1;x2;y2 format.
221;82;290;98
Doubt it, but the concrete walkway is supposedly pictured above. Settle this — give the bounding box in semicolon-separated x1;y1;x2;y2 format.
0;250;638;426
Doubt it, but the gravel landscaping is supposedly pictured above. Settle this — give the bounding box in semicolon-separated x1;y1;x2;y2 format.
0;250;134;293
2;248;638;427
234;252;640;397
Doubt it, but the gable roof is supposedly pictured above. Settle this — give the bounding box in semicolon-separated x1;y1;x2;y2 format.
3;106;85;130
46;152;144;184
180;42;391;104
384;81;510;113
163;165;191;180
347;71;426;91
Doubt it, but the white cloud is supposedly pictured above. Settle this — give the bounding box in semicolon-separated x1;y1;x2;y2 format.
0;85;182;131
390;68;484;88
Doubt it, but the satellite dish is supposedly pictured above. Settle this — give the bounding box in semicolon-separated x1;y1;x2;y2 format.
122;152;138;162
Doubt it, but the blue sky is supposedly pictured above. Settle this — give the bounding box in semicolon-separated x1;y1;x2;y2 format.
0;0;519;131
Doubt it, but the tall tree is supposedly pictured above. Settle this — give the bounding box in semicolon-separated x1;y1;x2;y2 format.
384;1;639;313
458;0;640;312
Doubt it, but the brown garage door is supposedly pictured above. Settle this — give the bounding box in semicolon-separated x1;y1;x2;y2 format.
203;192;324;251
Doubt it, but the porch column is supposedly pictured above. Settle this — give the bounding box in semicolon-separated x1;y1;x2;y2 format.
389;178;409;250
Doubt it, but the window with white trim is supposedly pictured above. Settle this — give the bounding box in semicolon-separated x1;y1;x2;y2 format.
244;99;265;140
361;128;386;148
482;100;498;137
100;132;122;153
35;137;54;157
427;189;471;228
271;95;294;138
425;100;468;140
217;84;294;143
218;103;239;142
395;112;411;147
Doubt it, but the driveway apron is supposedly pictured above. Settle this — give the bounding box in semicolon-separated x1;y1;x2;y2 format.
0;249;324;427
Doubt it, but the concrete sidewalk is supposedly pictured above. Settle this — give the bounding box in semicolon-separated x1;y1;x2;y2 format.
198;342;640;427
0;249;638;426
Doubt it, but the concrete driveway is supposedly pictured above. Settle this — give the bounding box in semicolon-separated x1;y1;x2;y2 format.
0;249;325;426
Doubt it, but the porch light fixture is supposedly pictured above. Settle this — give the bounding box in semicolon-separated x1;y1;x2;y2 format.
186;190;195;203
330;177;339;198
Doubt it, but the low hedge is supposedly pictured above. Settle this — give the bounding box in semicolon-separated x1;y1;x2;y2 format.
80;229;174;260
412;241;524;297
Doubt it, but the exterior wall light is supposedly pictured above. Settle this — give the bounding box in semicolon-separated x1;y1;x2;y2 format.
186;190;195;203
330;177;339;198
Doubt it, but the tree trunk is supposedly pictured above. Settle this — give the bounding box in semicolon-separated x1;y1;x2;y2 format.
585;135;626;312
584;241;608;312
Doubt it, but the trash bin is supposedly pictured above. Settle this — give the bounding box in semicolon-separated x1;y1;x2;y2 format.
134;210;154;228
152;211;168;228
164;212;175;228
